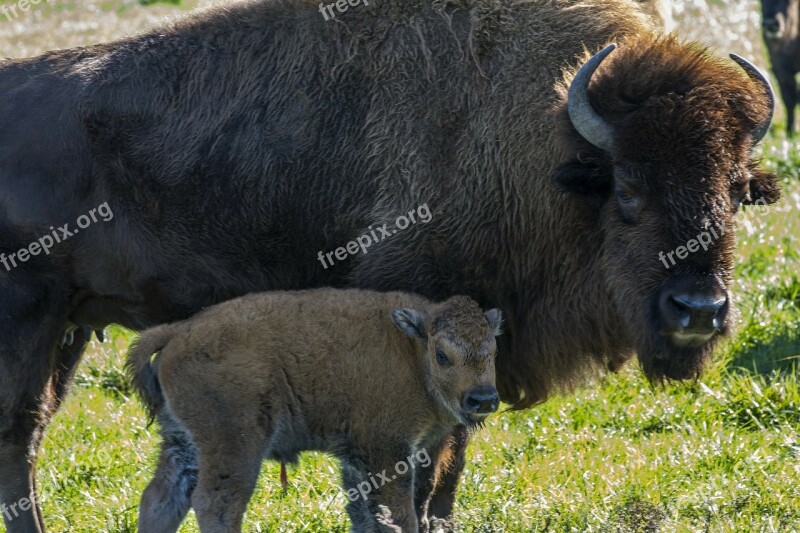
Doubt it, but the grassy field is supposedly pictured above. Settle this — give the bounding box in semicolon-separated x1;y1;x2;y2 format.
1;1;799;532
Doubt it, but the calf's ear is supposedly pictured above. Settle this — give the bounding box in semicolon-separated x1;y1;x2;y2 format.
744;169;781;205
485;309;503;337
391;308;427;340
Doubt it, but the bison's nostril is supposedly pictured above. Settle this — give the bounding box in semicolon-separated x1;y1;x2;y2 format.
661;286;728;334
762;19;781;35
463;387;500;414
667;295;692;329
658;281;728;343
672;294;726;330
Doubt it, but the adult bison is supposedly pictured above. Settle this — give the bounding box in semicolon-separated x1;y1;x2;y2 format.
761;0;800;136
0;0;779;530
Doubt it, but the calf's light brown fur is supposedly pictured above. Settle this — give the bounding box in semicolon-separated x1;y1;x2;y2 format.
127;288;501;532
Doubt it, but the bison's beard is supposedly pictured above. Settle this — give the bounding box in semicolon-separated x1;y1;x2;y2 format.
638;334;714;381
635;299;732;382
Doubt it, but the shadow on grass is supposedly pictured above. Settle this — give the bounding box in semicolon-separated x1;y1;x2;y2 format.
727;327;800;376
725;274;800;376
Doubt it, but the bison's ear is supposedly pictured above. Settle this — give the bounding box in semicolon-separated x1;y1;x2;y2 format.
391;308;427;340
744;169;781;205
551;159;612;197
484;309;503;337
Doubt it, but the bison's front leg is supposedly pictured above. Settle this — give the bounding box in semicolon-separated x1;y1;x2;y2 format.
413;426;470;531
0;271;85;533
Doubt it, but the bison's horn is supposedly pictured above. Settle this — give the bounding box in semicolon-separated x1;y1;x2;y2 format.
568;43;617;153
730;53;775;145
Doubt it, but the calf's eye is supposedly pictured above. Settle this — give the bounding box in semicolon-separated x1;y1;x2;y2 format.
436;348;451;366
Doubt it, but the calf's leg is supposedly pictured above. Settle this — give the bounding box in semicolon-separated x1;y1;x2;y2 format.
190;435;263;533
341;448;418;533
417;426;469;528
0;273;79;533
414;432;456;532
138;412;198;533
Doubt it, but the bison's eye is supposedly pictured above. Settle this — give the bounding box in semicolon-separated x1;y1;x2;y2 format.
436;348;452;366
616;189;635;205
615;186;640;223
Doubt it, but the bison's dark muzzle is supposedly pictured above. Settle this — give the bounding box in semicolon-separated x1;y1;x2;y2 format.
762;18;783;39
656;276;729;347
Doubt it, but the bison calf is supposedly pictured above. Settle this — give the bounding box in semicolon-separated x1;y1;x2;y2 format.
127;288;502;532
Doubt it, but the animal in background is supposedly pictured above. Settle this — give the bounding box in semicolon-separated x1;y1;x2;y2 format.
761;0;800;136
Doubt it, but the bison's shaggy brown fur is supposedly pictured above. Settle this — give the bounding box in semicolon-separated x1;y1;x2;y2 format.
127;288;501;532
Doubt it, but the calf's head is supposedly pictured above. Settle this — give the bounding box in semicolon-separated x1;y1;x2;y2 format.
553;38;780;382
391;296;502;427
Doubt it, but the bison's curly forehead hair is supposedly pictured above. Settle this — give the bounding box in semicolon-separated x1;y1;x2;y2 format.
429;296;494;350
582;36;772;157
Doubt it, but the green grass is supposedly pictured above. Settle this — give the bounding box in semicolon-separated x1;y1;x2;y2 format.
17;136;799;533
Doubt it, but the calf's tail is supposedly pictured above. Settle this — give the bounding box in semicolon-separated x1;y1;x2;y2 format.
126;324;179;422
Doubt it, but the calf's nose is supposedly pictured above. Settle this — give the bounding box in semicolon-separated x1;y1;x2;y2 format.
463;386;499;414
